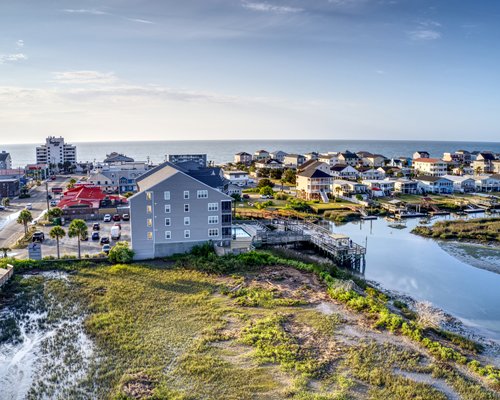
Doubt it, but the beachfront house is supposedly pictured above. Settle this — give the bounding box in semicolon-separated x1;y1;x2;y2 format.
269;150;288;163
223;170;249;186
442;175;476;193
129;161;233;260
338;151;359;166
472;152;496;174
283;154;306;169
474;175;500;192
359;168;386;180
234;152;252;165
253;150;270;161
318;153;340;167
393;179;418;194
296;166;333;202
413;151;430;159
362;179;395;197
412;158;448;177
255;159;284;170
415;176;453;194
332;180;368;199
330;165;359;180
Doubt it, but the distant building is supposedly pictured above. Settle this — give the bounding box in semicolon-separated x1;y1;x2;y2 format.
234;152;252;165
415;176;453;194
413;151;430;160
296;166;332;202
330;165;359;180
88;162;149;193
362;179;395;197
129;161;233;259
253;150;270;161
0;151;12;170
412;158;448;177
318;153;340;167
223;170;249;186
167;154;207;167
104;152;135;163
304;152;318;161
338;151;359;166
393;179;418;194
443;150;471;165
442;175;476;193
283;154;306;169
0;179;20;198
255;159;283;170
472;152;496;174
36;136;77;169
269;150;288;163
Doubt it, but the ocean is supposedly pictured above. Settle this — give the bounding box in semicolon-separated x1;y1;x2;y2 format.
3;139;500;168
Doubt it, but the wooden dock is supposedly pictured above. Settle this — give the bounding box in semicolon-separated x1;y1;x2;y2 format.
250;220;366;272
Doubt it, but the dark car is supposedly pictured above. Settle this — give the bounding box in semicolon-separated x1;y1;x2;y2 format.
102;244;111;254
32;231;45;243
122;213;130;221
91;231;100;241
81;234;89;241
100;237;110;244
92;223;100;231
112;214;121;222
242;194;250;199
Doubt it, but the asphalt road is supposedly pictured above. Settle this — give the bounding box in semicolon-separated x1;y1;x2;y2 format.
0;176;72;251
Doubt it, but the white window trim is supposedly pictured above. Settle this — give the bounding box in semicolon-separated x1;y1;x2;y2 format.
165;204;171;213
184;217;190;226
208;202;218;212
184;229;190;239
146;205;152;214
184;190;190;199
147;232;153;240
197;190;208;199
208;215;219;224
208;228;219;237
146;191;153;201
165;218;171;227
165;231;171;240
184;204;190;213
164;191;170;200
147;219;153;227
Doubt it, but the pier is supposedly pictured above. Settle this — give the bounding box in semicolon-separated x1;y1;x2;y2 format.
238;219;366;273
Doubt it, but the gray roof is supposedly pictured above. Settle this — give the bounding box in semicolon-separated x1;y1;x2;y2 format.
298;169;332;178
416;176;451;183
0;152;10;162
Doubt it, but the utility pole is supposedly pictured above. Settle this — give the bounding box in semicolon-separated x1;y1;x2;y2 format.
45;180;50;212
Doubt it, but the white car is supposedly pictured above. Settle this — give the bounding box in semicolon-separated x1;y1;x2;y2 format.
103;214;112;222
50;200;58;207
26;203;33;210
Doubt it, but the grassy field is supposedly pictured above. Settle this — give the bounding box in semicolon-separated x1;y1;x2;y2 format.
413;217;500;243
1;252;499;399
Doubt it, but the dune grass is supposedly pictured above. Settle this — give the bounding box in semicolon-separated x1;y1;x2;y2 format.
413;217;500;243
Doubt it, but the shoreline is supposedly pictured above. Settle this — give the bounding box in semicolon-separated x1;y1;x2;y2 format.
438;240;500;275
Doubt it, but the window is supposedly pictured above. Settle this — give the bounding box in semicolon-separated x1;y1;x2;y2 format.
165;218;171;226
165;231;171;240
184;230;190;239
222;214;231;224
208;228;219;237
184;204;190;212
184;217;190;226
184;190;189;199
147;219;152;227
221;200;231;212
146;191;152;200
222;227;232;237
147;232;153;240
208;203;218;211
164;191;170;200
197;190;208;199
165;204;171;213
208;215;219;224
146;205;152;214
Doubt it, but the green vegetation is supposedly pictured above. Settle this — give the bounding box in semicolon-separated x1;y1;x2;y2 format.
0;250;498;399
108;241;134;263
17;209;33;235
413;218;500;243
68;219;89;258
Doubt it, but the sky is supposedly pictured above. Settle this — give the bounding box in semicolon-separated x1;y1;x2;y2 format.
0;0;499;143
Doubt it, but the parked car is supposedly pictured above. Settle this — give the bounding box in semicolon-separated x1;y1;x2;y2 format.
92;223;100;231
50;200;58;207
32;231;45;243
111;226;121;240
100;237;110;244
103;214;112;222
26;203;33;210
122;213;130;221
242;194;250;199
260;195;272;199
91;232;100;241
113;222;121;229
112;214;121;221
0;205;5;211
102;244;111;254
50;175;57;181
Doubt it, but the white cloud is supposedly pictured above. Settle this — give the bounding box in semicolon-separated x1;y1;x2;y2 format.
63;9;109;15
408;29;441;41
16;40;24;48
52;71;118;84
0;53;28;64
242;1;303;14
125;18;154;24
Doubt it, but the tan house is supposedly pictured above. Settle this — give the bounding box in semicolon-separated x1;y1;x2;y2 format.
296;167;333;202
412;158;448;177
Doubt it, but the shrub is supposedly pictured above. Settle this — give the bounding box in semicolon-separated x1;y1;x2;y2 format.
108;242;134;264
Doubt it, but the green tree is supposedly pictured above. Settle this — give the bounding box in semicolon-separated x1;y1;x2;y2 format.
269;169;283;180
17;209;33;235
108;241;135;263
282;169;296;185
231;193;241;202
257;178;274;189
2;198;10;207
0;247;10;258
68;219;88;259
123;191;134;198
259;186;274;197
67;178;77;189
49;226;66;259
47;207;63;221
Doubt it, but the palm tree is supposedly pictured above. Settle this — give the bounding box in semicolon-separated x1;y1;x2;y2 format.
67;178;77;189
0;247;10;258
47;207;63;221
49;226;66;259
17;209;33;235
68;219;88;259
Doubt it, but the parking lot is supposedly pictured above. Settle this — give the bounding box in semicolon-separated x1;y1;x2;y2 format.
32;216;131;258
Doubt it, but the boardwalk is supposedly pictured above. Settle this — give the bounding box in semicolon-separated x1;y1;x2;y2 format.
245;219;366;272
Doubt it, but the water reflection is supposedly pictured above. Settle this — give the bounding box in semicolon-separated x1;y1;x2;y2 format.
321;214;500;340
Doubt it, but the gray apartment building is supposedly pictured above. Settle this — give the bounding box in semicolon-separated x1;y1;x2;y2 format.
130;162;233;260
